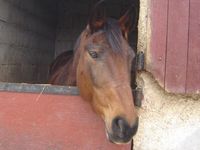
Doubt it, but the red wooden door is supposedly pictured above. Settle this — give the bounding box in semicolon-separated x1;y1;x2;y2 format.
0;91;131;150
149;0;200;94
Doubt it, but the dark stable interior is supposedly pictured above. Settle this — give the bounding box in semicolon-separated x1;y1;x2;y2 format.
0;0;139;86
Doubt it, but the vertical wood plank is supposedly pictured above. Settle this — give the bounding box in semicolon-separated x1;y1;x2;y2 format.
165;0;190;93
150;0;169;86
186;0;200;93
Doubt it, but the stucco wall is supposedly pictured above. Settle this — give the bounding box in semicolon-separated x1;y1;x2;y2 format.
135;0;200;149
137;0;151;67
134;72;200;150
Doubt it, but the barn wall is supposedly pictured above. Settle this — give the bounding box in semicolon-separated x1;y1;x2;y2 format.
0;0;58;83
139;0;200;94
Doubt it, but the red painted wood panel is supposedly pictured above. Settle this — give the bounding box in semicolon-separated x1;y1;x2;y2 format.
150;0;169;86
165;0;190;93
186;0;200;93
0;92;131;150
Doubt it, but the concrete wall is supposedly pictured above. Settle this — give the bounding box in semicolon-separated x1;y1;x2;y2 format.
0;0;58;83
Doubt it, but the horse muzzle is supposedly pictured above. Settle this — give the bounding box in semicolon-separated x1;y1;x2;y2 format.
107;116;139;144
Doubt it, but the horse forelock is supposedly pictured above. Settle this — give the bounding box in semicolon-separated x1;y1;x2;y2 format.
74;18;124;55
104;18;124;53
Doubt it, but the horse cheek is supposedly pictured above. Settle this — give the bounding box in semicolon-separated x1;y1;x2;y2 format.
77;67;93;102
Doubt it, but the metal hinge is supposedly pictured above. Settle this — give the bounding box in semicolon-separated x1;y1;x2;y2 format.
136;51;145;71
133;87;143;107
132;51;145;107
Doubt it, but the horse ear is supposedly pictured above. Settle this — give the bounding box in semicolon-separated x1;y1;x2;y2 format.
89;0;106;33
119;5;137;40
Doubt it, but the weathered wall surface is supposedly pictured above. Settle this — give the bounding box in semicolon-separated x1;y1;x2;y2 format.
134;72;200;150
0;0;58;83
136;0;200;149
137;0;150;54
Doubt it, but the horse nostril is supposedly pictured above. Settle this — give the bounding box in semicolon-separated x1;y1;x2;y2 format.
117;118;125;131
111;116;139;143
112;117;129;138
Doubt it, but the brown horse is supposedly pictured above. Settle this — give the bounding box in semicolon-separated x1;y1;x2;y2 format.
49;1;138;144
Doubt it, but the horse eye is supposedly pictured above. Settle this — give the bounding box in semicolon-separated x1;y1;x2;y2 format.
88;50;98;58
